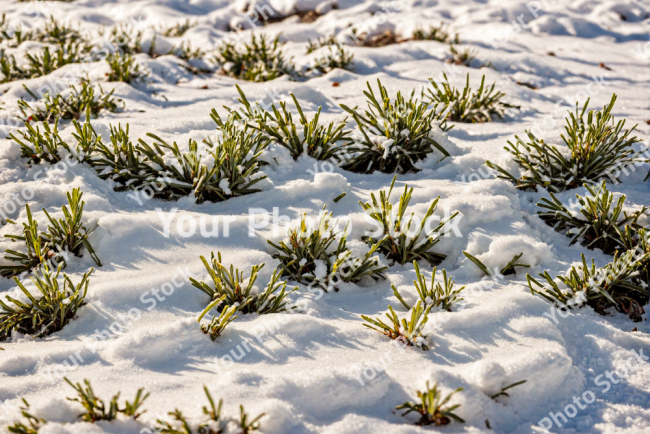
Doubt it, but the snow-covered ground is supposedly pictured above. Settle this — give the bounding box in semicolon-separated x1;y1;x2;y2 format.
1;0;650;433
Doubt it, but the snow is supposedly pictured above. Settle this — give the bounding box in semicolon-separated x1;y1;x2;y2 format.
1;0;650;433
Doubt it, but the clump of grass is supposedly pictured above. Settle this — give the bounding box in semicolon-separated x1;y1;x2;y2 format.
527;250;650;321
106;51;147;83
189;251;297;315
92;123;150;190
41;188;102;266
9;119;63;164
13;108;100;164
306;35;338;53
268;207;387;288
396;382;464;426
66;108;103;162
412;23;458;43
1;15;82;47
446;44;477;66
0;262;93;341
0;205;53;277
136;134;212;201
25;42;82;78
160;19;197;37
361;300;432;349
213;33;297;82
329;240;388;286
392;261;465;311
155;387;264;434
197;113;270;202
486;94;645;193
233;85;351;160
18;81;123;122
65;378;148;421
107;25;144;55
462;251;530;277
0;15;35;47
36;16;83;45
237;405;264;433
0;188;102;277
0;52;30;82
359;176;459;266
340;79;451;174
155;386;223;433
6;399;45;434
426;73;518;123
170;41;205;61
308;43;354;74
536;180;646;255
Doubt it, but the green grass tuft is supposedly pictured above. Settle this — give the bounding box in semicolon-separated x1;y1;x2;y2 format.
396;382;464;426
0;263;93;341
361;300;432;349
155;387;264;434
340;79;451;174
65;377;148;422
232;85;351;161
213;33;297;82
0;188;102;277
427;73;518;123
536;180;646;255
486;94;645;192
527;250;650;321
392;260;465;311
308;43;354;74
190;251;297;315
18;81;122;123
106;51;147;83
359;176;459;266
412;23;459;43
268;207;387;288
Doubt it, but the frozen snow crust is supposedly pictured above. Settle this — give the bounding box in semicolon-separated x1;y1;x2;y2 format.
1;0;650;433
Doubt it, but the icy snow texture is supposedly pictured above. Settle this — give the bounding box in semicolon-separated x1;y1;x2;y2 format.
1;0;650;433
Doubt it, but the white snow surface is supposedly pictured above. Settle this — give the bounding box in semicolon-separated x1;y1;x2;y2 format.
0;0;650;433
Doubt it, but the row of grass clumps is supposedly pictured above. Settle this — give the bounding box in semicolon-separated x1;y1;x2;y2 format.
0;14;192;84
0;175;463;348
11;106;269;203
8;379;263;433
227;74;515;172
1;15;483;86
18;80;123;123
7;374;520;430
0;15;295;84
11;374;515;430
482;94;650;321
348;21;486;70
3;73;505;344
11;72;514;197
